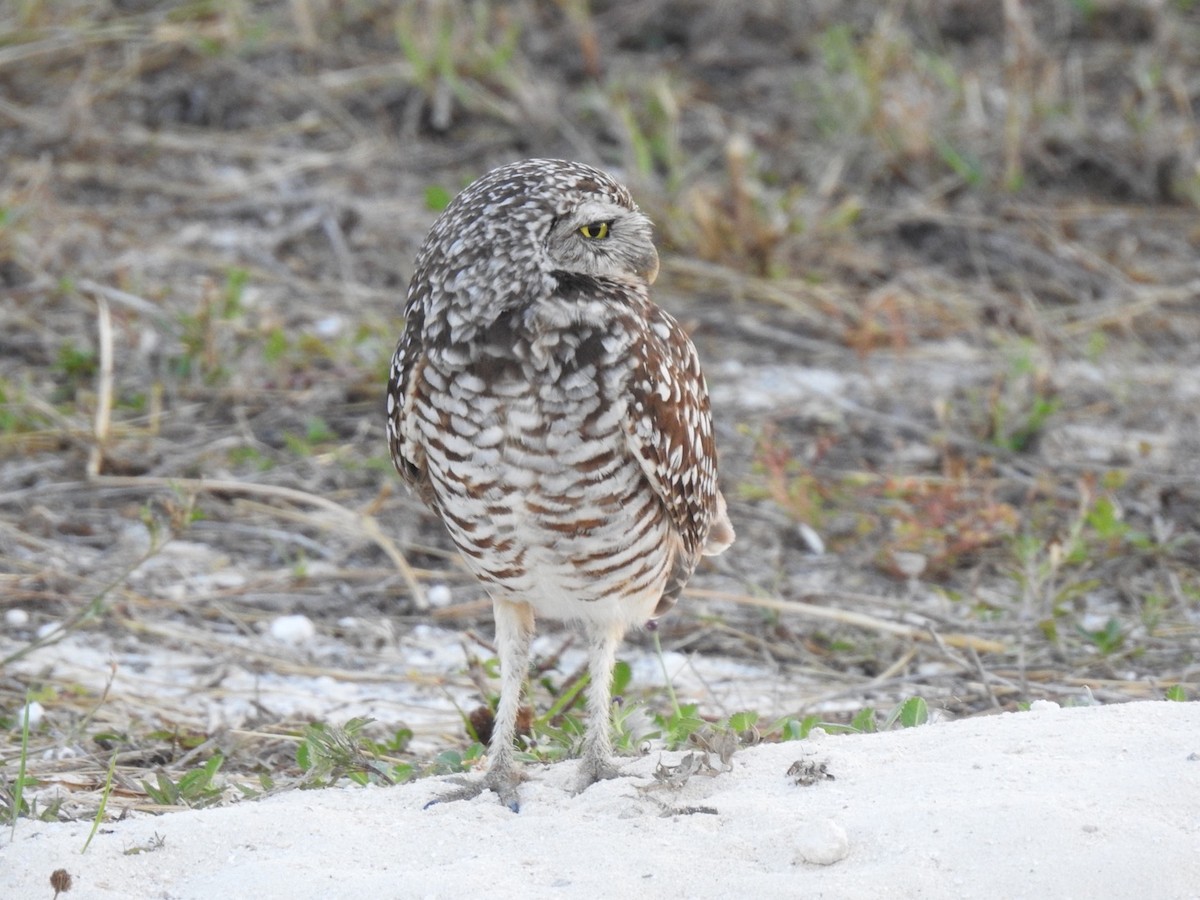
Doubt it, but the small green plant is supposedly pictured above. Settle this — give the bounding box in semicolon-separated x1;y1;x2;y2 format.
82;751;118;852
394;0;525;130
780;697;930;738
885;696;930;729
1082;495;1150;553
222;267;249;319
1077;617;1124;656
424;184;452;211
123;832;167;856
607;74;685;190
141;754;226;809
984;340;1060;453
53;342;98;399
296;717;414;787
171;269;255;385
227;445;274;471
850;707;879;734
282;417;337;456
5;693;34;835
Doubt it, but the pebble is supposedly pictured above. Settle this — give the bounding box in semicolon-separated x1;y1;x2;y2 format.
794;818;850;866
269;614;316;645
426;584;452;607
20;701;45;729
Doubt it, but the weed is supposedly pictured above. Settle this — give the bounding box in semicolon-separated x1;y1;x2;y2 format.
296;717;413;787
53;342;98;399
141;754;226;809
982;340;1060;453
878;476;1020;578
283;417;337;456
607;74;685;190
849;707;878;734
796;697;931;737
4;691;33;836
1077;617;1124;656
172;273;250;385
227;445;274;471
394;0;525;131
683;135;791;277
424;184;453;212
82;751;118;852
885;696;930;729
750;425;832;529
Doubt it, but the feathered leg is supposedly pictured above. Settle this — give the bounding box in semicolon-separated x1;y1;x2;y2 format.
426;597;534;812
575;618;626;790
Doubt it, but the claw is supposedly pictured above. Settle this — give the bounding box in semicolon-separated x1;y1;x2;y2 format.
574;754;621;794
423;767;523;812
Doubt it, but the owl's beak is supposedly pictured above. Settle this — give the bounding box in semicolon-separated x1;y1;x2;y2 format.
639;246;660;285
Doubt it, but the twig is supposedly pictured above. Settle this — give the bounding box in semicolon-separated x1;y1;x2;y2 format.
966;644;1003;710
77;278;169;321
686;587;1008;654
87;293;114;479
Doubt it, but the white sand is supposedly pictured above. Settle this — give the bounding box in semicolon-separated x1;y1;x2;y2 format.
3;700;1197;899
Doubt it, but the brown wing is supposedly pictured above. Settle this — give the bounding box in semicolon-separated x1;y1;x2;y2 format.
622;305;725;614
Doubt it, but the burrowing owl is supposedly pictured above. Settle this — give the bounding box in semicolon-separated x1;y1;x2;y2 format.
386;158;733;811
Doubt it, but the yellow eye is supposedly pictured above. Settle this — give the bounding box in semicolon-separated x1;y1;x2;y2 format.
578;221;611;239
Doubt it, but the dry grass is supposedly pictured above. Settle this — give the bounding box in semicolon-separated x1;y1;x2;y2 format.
2;0;1199;823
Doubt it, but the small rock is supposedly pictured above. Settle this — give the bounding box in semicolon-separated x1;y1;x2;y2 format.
269;614;316;645
426;584;452;607
794;818;850;866
20;701;45;729
314;315;343;338
796;522;825;555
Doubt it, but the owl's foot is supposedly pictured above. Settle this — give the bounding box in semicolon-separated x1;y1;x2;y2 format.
423;764;524;813
574;751;621;794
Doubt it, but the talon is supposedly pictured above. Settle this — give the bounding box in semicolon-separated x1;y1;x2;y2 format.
575;755;621;793
422;766;523;811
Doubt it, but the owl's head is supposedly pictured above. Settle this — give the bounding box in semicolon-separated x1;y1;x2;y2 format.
427;159;659;289
538;165;659;286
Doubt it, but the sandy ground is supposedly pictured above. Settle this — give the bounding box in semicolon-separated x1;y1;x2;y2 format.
3;700;1197;899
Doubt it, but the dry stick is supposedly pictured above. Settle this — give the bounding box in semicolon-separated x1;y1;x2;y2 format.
687;587;1007;655
966;644;1004;710
87;293;114;479
77;278;167;321
90;475;428;610
926;626;1007;710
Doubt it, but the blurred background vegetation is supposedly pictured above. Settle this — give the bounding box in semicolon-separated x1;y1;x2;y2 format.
1;0;1198;817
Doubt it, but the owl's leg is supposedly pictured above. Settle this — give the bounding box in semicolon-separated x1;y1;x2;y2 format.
425;597;533;813
575;618;626;791
484;597;535;806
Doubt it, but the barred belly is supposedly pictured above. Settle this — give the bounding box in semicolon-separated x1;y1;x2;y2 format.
417;354;673;627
